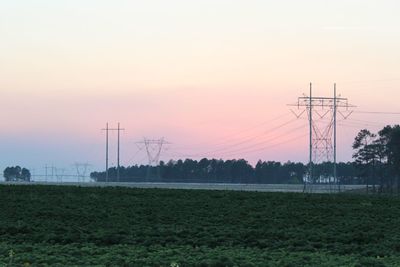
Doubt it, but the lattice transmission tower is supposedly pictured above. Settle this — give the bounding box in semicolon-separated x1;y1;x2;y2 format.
54;168;65;183
74;163;91;183
289;83;355;192
136;138;170;181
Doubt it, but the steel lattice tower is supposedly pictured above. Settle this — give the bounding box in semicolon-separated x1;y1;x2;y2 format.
289;83;355;192
136;138;170;181
74;163;90;183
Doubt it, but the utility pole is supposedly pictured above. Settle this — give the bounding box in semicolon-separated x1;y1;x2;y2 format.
117;122;121;182
308;83;313;190
333;83;338;191
104;123;109;182
44;165;53;182
102;123;125;182
30;168;35;182
289;83;355;192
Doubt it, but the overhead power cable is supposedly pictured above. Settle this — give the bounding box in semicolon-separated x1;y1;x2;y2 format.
219;133;308;158
172;116;299;156
169;121;306;159
354;111;400;115
178;119;300;157
212;124;307;157
337;78;400;84
196;118;299;155
172;112;291;150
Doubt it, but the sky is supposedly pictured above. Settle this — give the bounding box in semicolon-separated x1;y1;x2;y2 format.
1;0;400;179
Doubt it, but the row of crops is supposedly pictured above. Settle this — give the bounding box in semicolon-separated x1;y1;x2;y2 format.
1;185;400;266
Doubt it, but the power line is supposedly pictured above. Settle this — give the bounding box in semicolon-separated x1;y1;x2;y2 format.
192;118;299;156
302;116;385;128
171;117;300;158
337;78;400;84
171;112;292;150
354;111;400;115
125;145;144;166
345;118;386;127
165;131;307;160
167;121;306;159
212;124;307;157
218;133;308;158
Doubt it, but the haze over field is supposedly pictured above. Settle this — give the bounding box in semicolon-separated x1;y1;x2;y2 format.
1;0;400;174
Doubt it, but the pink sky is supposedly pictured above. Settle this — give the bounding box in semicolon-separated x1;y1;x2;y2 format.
1;1;400;175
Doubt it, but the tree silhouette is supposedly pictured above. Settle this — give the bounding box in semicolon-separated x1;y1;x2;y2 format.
3;166;31;182
352;129;379;192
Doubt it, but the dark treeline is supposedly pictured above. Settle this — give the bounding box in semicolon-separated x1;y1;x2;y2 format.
352;125;400;193
90;160;359;184
91;125;400;190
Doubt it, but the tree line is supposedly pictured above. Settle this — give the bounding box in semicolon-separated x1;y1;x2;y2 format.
91;125;400;190
91;160;360;184
352;125;400;193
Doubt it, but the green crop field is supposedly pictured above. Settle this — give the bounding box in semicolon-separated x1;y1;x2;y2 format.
1;185;400;266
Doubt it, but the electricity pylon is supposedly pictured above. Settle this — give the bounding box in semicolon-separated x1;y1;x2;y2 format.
54;168;65;183
136;138;170;181
289;83;355;192
74;163;90;183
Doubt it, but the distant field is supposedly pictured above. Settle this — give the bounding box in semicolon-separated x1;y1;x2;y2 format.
1;181;367;193
0;185;399;266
